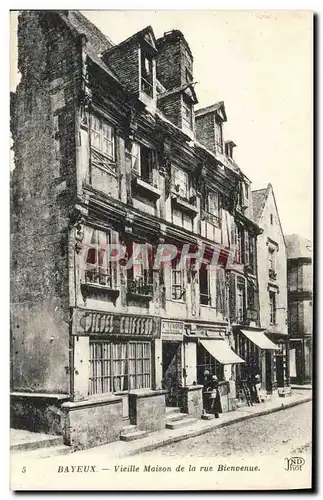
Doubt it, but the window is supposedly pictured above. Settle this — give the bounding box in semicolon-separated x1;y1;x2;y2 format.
249;236;255;273
141;50;154;97
270;214;273;225
235;226;244;264
199;264;211;306
89;341;151;395
268;248;277;280
245;184;249;200
90;115;115;161
85;229;115;287
172;166;189;200
214;122;223;153
127;242;153;296
128;142;154;184
182;99;193;129
237;283;245;323
205;191;221;228
269;291;276;325
171;255;186;301
196;344;224;384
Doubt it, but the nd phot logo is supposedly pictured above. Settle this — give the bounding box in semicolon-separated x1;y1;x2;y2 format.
284;457;305;471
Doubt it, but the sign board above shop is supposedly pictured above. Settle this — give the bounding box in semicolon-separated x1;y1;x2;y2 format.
161;320;184;341
74;309;161;338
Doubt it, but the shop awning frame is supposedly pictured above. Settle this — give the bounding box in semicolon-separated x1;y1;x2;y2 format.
199;339;245;365
240;329;280;350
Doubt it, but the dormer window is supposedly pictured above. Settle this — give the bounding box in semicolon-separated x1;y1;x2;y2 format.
215;121;223;154
182;99;193;129
141;49;154;97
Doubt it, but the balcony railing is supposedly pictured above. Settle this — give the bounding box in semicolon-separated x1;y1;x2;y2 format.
269;268;277;281
203;211;221;228
127;277;153;298
85;269;115;288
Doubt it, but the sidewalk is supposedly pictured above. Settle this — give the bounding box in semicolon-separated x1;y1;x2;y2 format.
12;389;311;460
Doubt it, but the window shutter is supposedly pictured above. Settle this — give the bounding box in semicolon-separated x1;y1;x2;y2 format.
228;273;237;322
216;266;226;315
244;230;249;266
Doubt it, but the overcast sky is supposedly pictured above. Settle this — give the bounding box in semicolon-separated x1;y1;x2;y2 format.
10;10;313;240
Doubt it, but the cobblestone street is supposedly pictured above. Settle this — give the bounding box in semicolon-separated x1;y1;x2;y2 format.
138;402;312;459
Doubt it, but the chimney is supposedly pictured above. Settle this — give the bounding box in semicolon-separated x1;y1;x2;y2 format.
156;30;197;135
195;102;227;155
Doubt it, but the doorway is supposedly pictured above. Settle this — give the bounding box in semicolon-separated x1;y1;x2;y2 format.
276;355;284;388
265;351;273;393
162;341;182;407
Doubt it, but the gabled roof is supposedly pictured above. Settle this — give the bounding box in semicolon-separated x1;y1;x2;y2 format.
285;234;312;260
103;25;157;57
59;11;114;53
252;183;286;245
195;101;227;122
252;186;269;224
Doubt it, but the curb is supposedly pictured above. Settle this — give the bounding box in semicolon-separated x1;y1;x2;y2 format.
120;396;312;458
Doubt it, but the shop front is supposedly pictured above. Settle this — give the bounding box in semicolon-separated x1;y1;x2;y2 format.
234;327;280;395
160;319;184;407
62;308;164;449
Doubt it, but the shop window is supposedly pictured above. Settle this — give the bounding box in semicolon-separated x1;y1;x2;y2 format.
196;344;224;385
269;291;277;325
171;166;189;200
89;341;151;395
90;114;115;162
85;228;115;287
141;50;154;97
199;264;211;306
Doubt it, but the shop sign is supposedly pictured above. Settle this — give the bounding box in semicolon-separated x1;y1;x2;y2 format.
75;310;160;337
161;320;184;341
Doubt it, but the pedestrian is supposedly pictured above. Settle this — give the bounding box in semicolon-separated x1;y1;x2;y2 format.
203;370;211;413
208;374;221;418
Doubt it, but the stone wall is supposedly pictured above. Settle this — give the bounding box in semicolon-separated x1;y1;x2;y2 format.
128;390;167;431
61;395;123;450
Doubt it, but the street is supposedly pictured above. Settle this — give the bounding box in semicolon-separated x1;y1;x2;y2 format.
138;402;312;459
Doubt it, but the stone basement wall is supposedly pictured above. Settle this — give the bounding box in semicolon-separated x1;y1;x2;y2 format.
61;396;123;450
128;390;167;432
10;393;70;435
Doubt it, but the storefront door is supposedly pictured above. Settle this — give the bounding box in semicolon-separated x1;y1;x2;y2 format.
265;351;273;393
162;341;182;407
276;355;284;387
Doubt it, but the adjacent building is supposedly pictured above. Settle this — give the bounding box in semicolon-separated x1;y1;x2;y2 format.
10;10;283;449
252;184;289;392
286;234;312;385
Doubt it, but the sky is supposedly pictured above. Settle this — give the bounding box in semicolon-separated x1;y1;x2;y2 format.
10;10;313;240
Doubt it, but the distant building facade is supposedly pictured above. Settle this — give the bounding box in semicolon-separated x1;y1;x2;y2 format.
252;184;289;392
286;234;312;385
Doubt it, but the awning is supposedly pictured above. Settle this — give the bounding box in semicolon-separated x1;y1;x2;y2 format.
200;339;245;365
240;330;280;350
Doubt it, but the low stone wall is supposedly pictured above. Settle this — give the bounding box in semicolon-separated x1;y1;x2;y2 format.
10;392;69;435
61;395;123;450
128;389;167;432
218;381;230;413
180;385;203;419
